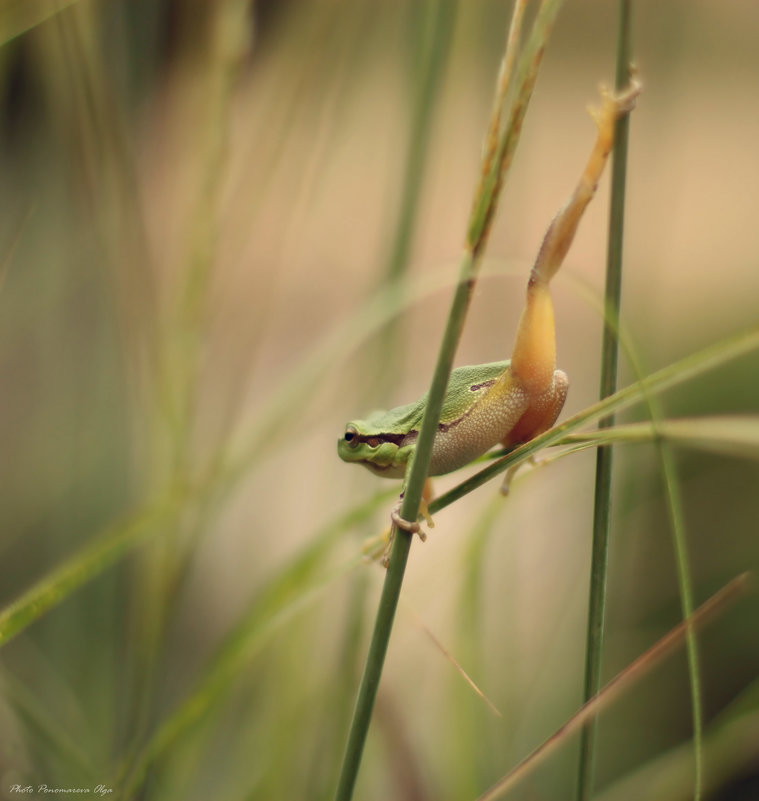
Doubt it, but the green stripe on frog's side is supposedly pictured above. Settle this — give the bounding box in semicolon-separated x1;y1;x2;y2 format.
338;81;641;485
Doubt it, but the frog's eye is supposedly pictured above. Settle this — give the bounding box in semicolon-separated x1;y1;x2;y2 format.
344;425;359;448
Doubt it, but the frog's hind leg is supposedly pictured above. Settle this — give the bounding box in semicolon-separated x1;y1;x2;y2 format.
509;78;641;402
501;77;640;493
503;369;569;447
499;369;569;495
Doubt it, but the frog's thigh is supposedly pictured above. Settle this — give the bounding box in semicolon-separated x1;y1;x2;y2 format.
502;369;568;446
535;369;569;434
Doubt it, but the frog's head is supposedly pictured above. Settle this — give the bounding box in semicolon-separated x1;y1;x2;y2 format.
337;421;408;479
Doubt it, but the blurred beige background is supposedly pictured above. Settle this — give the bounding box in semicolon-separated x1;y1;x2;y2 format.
0;2;758;800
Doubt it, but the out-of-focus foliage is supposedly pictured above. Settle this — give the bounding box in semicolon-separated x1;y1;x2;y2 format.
0;2;757;800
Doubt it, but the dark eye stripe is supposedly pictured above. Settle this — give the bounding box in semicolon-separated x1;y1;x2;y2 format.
469;379;496;392
355;431;410;448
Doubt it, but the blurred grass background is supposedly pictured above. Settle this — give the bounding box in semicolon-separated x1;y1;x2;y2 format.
0;1;758;800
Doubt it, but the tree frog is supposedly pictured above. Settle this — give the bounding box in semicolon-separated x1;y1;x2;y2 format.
338;80;640;512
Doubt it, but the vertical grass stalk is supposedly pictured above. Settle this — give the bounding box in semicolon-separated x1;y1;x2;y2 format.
576;2;633;799
375;0;458;387
335;2;565;798
657;441;703;800
384;1;458;286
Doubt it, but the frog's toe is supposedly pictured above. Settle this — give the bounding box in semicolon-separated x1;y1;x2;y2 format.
391;503;428;542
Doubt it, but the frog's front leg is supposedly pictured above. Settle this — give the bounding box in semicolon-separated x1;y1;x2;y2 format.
369;479;434;567
390;478;434;539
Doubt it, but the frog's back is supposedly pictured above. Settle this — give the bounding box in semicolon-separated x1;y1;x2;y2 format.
365;360;511;432
439;361;510;424
362;396;427;433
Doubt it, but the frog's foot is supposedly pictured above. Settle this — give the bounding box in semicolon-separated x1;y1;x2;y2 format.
391;504;428;543
379;531;394;568
364;498;434;567
362;529;392;564
361;512;430;568
418;496;435;530
500;454;540;496
590;70;642;129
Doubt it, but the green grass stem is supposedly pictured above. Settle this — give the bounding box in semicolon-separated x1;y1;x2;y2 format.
372;0;458;402
0;494;181;648
657;440;704;800
335;3;565;797
576;2;634;798
562;416;759;458
383;1;457;287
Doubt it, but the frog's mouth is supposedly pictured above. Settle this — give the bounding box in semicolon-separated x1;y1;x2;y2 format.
360;459;406;479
